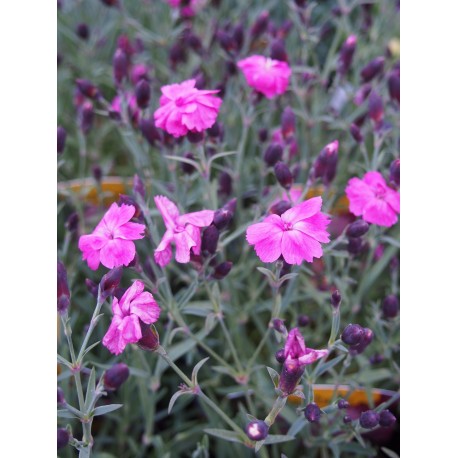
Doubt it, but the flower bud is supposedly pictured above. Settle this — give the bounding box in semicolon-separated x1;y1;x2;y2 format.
338;35;357;75
79;101;94;135
379;409;396;427
85;278;98;298
331;290;341;309
343;415;352;424
264;143;283;166
99;267;123;301
297;314;310;327
57;261;70;314
251;11;269;39
218;171;232;196
269;200;291;216
57;428;69;450
353;83;372;106
57;387;65;405
341;323;364;345
359;410;380;429
349;327;373;355
313;140;339;185
294;0;307;7
181;152;196;175
382;294;399;319
213;208;233;230
135;79;150;109
233;23;244;52
274;162;293;190
275;348;286;363
169;42;187;68
100;0;118;6
104;363;130;391
304;403;321;422
76;23;90;40
140;116;162;147
388;70;400;104
217;31;235;54
207;121;221;138
245;420;269;441
360;56;385;83
368;90;384;124
113;48;128;85
187;130;204;143
370;353;384;365
258;128;268;142
270;39;288;62
57;126;66;154
337;399;349;410
347;236;363;255
92;165;102;183
390;158;400;187
186;33;203;54
201;225;220;255
137;321;160;351
212;261;233;280
76;79;100;99
224;198;237;215
131;64;150;85
272;318;286;334
279;362;305;395
346;220;369;238
133;174;146;199
350;123;363;143
281;107;295;139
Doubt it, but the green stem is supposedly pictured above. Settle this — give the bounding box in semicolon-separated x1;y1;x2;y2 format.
77;297;104;363
264;396;287;427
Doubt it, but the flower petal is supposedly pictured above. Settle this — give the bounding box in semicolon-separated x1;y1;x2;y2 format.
177;210;214;227
154;195;180;229
99;239;136;269
298;349;328;365
281;229;323;264
118;280;144;314
250;230;283;263
102;203;136;233
114;222;145;240
362;199;398;227
246;215;283;245
281;197;323;224
130;292;161;324
174;230;197;263
293;212;331;243
346;177;375;216
119;315;142;343
154;229;174;267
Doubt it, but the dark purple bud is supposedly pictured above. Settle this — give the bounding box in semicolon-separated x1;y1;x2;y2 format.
104;363;130;391
137;321;160;351
57;387;65;405
181;152;196;175
297;314;310;327
225;60;237;76
361;3;373;32
169;42;187;68
343;415;352;424
233;23;245;52
350;123;363;143
251;11;269;39
279;361;305;395
264;143;283;166
212;261;233;280
258;128;268;143
187;131;204;143
294;0;307;7
140;116;162;147
379;410;396;428
349;327;373;355
76;23;90;40
57;126;66;154
338;35;357;75
281;107;295;139
217;31;235;53
275;348;286;363
360;56;385;83
274;162;293;190
135;80;150;109
224;198;237;214
245;420;269;441
79;101;94;135
313;140;339;185
118;195;142;219
353;83;372;106
388;70;400;104
341;323;364;345
186;34;203;53
85;278;98;298
272;318;286;334
99;267;123;301
331;290;341;309
133;174;146;199
92;165;102;183
370;353;384;365
359;410;380;429
100;0;118;6
304;403;321;422
213;208;233;230
57;428;69;450
113;48;128;85
76;79;100;100
382;295;399;319
368;90;384;124
201;225;220;255
346;220;369;238
270;39;288;62
390;158;400;187
57;261;70;314
205;122;220;140
269;200;291;216
218;171;232;196
347;236;363;255
337;399;350;410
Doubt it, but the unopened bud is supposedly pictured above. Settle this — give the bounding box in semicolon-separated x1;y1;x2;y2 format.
233;23;245;52
388;70;400;104
274;162;293;189
133;174;146;199
212;261;233;280
338;35;357;75
343;415;352;424
350;123;363;143
218;171;232;196
79;101;94;135
264;143;283;166
349;327;373;355
57;387;65;405
85;278;98;298
390;158;400;187
382;294;399;319
331;290;341;309
379;410;396;427
113;48;128;85
360;56;385;83
346;220;369;238
251;11;269;39
353;83;372;106
347;236;363;255
57;126;66;154
297;314;310;327
135;79;150;109
104;363;130;391
76;23;90;40
304;403;321;422
272;318;286;334
313;140;339;185
137;322;160;351
270;200;291;216
201;225;220;255
207;122;221;138
169;42;187;68
341;323;364;345
100;0;118;6
275;348;286;363
57;261;70;314
359;410;380;429
224;198;237;214
245;420;269;441
140;116;162;147
270;39;288;62
99;267;123;301
92;165;102;183
337;399;350;410
181;152;196;175
76;79;100;99
258;128;268;142
57;428;69;450
187;131;204;143
368;90;384;124
213;208;233;230
281;107;296;139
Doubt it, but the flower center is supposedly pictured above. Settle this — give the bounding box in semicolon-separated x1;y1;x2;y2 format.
175;225;185;233
175;96;185;107
374;183;386;198
283;222;294;231
265;58;273;69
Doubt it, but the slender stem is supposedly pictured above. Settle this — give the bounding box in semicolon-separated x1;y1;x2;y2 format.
158;346;193;386
264;396;287;427
77;297;104;363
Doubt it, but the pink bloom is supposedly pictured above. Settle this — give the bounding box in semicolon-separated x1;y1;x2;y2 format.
154;79;222;138
345;171;400;227
110;93;139;124
246;197;330;265
78;203;145;270
284;328;328;366
237;55;291;99
102;280;161;355
154;196;214;266
167;0;204;16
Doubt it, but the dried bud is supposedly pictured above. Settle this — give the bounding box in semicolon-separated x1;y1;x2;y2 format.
281;107;296;139
331;290;341;309
360;56;385;83
270;39;288;62
79;101;94;135
113;48;128;85
297;314;310;327
379;410;396;427
350;123;363;143
76;79;100;99
76;23;90;40
275;348;286;363
264;143;283;166
104;363;130;391
382;295;399;319
57;126;66;154
251;11;269;39
57;387;65;405
140;116;162;147
269;200;291;216
304;403;321;422
390;158;400;187
346;220;369;238
337;399;350;410
218;171;232;196
135;79;150;109
99;267;123;301
137;321;160;351
359;410;380;429
341;323;364;345
368;90;384;124
338;35;357;75
133;174;146;199
57;261;70;314
201;225;220;255
57;428;69;450
274;162;293;189
245;420;269;441
212;261;233;280
388;69;400;104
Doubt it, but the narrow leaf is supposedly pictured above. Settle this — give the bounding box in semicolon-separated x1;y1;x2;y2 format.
92;404;123;417
203;428;243;444
381;447;400;458
192;357;210;386
84;367;97;410
168;390;190;414
263;434;295;445
314;354;346;378
266;366;280;388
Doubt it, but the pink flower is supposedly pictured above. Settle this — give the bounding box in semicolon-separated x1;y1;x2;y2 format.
154;79;222;138
167;0;204;17
154;196;214;266
284;328;328;366
345;171;400;227
78;203;145;270
102;280;161;355
237;55;291;98
110;93;139;124
246;197;330;265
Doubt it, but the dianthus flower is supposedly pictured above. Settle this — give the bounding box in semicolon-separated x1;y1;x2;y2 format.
237;55;291;98
345;171;400;227
246;197;330;265
154;79;222;137
79;203;145;270
154;196;214;266
102;280;161;355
